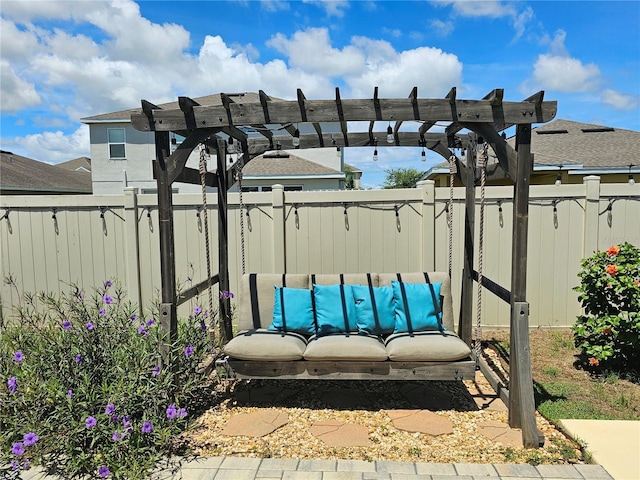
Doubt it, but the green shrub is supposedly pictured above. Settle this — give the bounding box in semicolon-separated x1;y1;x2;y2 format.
572;242;640;372
0;280;215;479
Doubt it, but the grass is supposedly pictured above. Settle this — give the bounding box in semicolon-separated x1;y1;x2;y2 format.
485;329;640;423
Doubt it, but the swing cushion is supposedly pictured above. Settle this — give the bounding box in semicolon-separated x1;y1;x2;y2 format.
304;333;388;361
391;281;444;333
268;286;316;336
313;284;358;335
352;285;396;335
223;329;308;361
385;331;471;362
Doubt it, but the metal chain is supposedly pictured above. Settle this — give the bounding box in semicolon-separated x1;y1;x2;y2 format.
235;154;246;275
199;145;215;342
447;155;457;279
475;142;488;365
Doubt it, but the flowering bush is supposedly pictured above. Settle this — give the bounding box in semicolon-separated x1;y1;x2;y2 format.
572;242;640;372
0;280;214;479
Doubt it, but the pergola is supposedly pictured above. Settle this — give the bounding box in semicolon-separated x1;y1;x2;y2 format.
131;87;557;448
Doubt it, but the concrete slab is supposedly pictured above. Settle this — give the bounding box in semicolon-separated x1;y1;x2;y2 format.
493;463;541;477
454;463;499;476
414;462;457;475
573;464;614;479
559;419;640;480
535;464;582;478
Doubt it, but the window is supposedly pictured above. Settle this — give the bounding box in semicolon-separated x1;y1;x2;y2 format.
241;185;303;192
108;128;126;159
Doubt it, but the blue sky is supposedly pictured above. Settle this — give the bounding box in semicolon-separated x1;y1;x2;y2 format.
1;0;639;188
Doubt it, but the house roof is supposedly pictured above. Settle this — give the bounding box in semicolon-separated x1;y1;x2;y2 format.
0;151;92;194
81;92;264;122
425;119;640;177
242;150;343;177
518;119;640;171
56;156;92;172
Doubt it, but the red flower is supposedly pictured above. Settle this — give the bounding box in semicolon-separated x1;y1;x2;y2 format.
589;357;600;366
634;280;639;287
606;264;618;275
607;245;620;256
601;328;612;335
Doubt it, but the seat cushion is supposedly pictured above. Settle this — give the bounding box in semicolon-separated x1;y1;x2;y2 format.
303;334;388;361
223;329;307;361
385;331;471;361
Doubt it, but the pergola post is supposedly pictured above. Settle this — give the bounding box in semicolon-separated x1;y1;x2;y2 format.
509;124;544;447
154;131;178;359
215;139;233;344
458;147;476;346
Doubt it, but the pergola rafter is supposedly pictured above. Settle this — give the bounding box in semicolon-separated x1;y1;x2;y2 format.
132;87;556;449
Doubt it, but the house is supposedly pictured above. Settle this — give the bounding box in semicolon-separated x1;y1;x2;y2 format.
0;150;92;195
81;93;353;194
56;157;92;173
423;119;640;186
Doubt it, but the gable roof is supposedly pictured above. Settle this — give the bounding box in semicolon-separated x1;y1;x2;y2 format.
521;119;640;171
242;150;343;177
57;156;92;172
0;151;92;194
81;92;263;122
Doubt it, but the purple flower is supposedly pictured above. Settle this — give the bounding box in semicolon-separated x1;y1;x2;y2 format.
122;416;132;433
62;319;72;330
177;407;188;418
99;309;106;317
86;322;94;331
166;404;177;419
103;295;113;305
193;305;202;315
200;322;207;331
13;351;23;362
105;403;115;415
220;290;234;300
112;431;123;441
11;442;24;456
137;325;147;336
146;318;155;327
184;345;194;357
85;416;97;428
152;365;161;376
110;414;120;423
23;432;39;446
104;280;112;288
98;465;111;478
129;314;137;322
75;354;83;363
8;376;17;395
141;421;153;433
67;389;74;398
11;460;19;470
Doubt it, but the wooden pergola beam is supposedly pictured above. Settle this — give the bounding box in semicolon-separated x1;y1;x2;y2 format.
131;95;557;133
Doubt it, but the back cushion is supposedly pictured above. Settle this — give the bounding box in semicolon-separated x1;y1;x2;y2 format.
378;272;454;332
237;274;309;331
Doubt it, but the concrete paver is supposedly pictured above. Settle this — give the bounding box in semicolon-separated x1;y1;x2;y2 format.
454;463;499;476
559;419;640;480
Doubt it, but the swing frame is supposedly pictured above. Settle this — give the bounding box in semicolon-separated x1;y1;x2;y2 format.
131;87;556;448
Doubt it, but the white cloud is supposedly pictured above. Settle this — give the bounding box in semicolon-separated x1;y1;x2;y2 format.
601;89;639;111
430;19;455;37
268;28;365;76
0;60;41;112
438;0;515;18
302;0;349;17
0;17;40;60
8;125;90;163
531;54;600;93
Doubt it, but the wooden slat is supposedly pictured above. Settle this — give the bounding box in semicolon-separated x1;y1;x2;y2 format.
131;97;558;132
472;270;511;304
222;359;476;380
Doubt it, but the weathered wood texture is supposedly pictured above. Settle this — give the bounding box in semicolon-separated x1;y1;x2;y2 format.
220;359;476;381
131;97;557;133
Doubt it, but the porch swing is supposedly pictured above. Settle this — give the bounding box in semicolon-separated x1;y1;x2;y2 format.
132;87;555;448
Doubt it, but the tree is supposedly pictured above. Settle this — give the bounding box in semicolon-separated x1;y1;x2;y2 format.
344;165;356;189
382;167;424;189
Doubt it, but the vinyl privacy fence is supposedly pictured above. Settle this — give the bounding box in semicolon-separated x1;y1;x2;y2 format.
1;176;638;328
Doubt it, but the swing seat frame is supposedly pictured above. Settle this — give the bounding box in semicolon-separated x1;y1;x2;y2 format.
217;271;475;381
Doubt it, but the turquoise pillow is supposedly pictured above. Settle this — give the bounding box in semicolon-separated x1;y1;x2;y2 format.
268;286;316;336
313;284;358;335
391;280;444;333
352;285;395;335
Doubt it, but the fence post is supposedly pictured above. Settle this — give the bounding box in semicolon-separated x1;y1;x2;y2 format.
123;187;143;314
417;180;436;271
583;175;601;257
272;184;286;273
